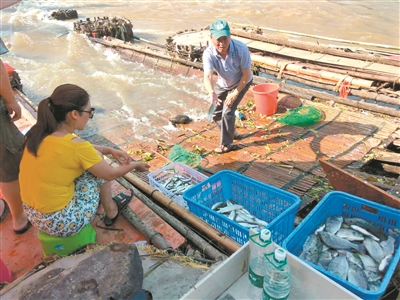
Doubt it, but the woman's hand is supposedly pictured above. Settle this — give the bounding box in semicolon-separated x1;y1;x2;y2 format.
109;148;131;165
132;161;150;172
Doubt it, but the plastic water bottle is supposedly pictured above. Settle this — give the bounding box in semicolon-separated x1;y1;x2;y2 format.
263;248;291;300
248;229;274;299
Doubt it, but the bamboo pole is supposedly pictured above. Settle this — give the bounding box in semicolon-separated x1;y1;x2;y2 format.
90;37;203;69
301;62;400;85
252;54;374;89
230;29;400;68
122;205;173;251
258;67;400;106
230;22;400;51
115;176;228;260
103;157;241;255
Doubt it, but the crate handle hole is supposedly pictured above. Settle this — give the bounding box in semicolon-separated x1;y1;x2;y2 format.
361;204;378;214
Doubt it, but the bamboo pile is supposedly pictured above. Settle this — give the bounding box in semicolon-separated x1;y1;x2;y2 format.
73;16;134;42
167;26;400;110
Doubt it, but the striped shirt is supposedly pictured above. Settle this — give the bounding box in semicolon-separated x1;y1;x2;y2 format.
203;38;252;90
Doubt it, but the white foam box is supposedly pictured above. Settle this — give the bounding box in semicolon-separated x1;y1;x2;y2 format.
181;242;361;300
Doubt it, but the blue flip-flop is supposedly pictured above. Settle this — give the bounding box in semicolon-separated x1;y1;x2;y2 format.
104;189;134;227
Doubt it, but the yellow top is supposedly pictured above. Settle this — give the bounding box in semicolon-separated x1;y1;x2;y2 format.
20;134;102;213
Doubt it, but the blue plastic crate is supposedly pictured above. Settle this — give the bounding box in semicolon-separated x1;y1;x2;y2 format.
183;170;301;245
283;191;400;300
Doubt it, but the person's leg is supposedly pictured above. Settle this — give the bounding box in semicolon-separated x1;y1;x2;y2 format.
99;181;118;219
212;87;228;132
0;199;5;216
220;82;252;146
0;180;29;231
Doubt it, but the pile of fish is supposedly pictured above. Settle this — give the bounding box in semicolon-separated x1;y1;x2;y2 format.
211;200;268;229
157;171;195;197
299;215;398;291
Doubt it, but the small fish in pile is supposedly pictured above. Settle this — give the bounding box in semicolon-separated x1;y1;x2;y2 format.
158;172;194;196
299;215;398;291
211;200;268;229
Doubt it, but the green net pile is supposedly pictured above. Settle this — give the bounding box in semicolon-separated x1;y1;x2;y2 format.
167;144;202;168
277;106;324;126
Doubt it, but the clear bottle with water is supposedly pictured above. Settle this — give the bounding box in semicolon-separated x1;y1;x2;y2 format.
248;229;274;299
263;248;291;300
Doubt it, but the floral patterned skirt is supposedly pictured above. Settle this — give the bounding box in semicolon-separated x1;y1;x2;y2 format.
23;171;105;237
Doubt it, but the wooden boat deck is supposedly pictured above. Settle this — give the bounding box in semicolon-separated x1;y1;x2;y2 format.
2;51;399;295
87;89;398;201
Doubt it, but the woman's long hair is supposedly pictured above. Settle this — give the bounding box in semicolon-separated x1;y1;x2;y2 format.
25;84;90;156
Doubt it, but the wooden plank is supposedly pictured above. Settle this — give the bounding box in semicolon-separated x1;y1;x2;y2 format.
370;149;400;164
382;163;400;175
319;160;400;209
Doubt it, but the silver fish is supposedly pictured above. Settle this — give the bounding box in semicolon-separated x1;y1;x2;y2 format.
380;236;395;257
325;215;343;234
348;262;369;290
314;224;325;234
300;234;322;264
303;234;321;253
207;101;216;122
358;254;378;272
318;231;365;254
351;225;380;241
343;251;364;269
329;249;339;258
212;202;226;211
363;238;385;263
344;218;388;241
300;249;320;265
217;204;244;214
363;270;382;283
327;254;348;280
336;228;364;242
317;251;333;270
378;254;393;272
368;281;381;291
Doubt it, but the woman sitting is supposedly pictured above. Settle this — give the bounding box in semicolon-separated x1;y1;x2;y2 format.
19;84;150;237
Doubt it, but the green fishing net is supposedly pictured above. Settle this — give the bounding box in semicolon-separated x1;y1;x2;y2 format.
277;106;324;126
167;144;202;168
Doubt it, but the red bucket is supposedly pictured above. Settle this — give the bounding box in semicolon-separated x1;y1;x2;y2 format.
252;83;280;116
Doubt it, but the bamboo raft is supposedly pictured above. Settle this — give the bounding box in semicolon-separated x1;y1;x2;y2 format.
77;20;400;117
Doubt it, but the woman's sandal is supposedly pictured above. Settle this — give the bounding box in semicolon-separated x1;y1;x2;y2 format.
0;199;32;234
214;144;238;154
104;189;134;227
14;221;32;235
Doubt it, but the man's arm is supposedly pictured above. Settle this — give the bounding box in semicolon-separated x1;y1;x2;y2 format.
234;67;252;95
0;59;21;121
224;67;252;108
204;69;218;103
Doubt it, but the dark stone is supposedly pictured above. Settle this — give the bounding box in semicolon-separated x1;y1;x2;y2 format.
19;243;143;300
169;114;192;125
